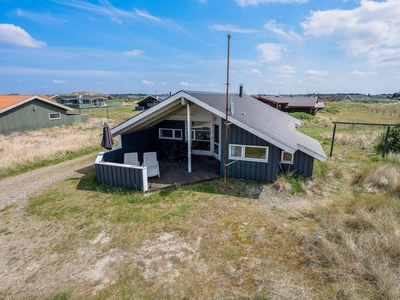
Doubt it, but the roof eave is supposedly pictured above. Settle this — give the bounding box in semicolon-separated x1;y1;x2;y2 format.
298;145;327;162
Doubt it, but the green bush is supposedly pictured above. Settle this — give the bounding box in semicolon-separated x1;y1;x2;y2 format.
377;122;400;153
287;112;315;120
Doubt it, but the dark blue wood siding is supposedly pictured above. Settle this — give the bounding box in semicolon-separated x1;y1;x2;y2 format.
155;120;186;149
220;123;279;182
95;162;146;191
103;148;124;163
279;150;314;177
220;122;316;181
120;128;158;163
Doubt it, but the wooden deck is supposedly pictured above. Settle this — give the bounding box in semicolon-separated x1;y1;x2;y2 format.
148;155;220;190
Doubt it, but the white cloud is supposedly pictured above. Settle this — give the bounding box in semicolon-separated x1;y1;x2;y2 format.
241;69;262;75
0;24;46;47
134;9;161;21
270;65;296;74
122;49;143;56
349;71;378;77
302;0;400;57
306;70;329;76
179;82;200;87
53;79;68;84
256;43;287;62
367;47;400;67
16;9;64;24
160;82;168;86
235;0;307;7
263;20;302;41
141;80;155;85
209;24;259;33
53;0;163;24
110;16;123;24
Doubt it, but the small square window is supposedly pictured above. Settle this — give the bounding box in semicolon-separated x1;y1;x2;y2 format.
230;145;242;157
281;151;294;163
160;129;173;138
175;130;182;139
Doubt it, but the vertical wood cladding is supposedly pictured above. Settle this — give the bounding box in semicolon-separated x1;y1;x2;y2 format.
221;122;315;181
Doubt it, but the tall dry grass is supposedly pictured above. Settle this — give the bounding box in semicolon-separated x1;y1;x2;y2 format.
329;130;382;151
354;165;400;197
0;118;104;171
295;193;400;299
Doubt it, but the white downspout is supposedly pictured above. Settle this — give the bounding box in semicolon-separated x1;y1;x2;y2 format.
187;102;192;172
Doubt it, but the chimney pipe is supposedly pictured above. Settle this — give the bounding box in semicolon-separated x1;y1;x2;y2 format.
239;84;243;97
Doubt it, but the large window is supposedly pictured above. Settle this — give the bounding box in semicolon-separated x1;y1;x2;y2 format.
187;121;211;152
159;128;182;140
229;144;268;162
49;112;61;120
281;151;294;164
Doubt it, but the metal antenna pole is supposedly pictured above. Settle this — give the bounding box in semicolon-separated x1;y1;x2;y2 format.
224;34;231;188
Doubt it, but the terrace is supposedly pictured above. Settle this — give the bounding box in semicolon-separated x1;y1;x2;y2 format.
95;150;220;192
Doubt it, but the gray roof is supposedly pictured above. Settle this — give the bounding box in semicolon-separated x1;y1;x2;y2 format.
137;94;169;106
55;95;106;100
257;95;319;108
111;90;327;162
343;94;389;101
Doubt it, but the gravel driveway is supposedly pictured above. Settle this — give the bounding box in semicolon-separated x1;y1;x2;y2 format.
0;153;96;210
0;153;99;298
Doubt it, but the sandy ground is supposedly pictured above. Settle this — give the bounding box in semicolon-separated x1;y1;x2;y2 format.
0;154;99;298
0;153;203;299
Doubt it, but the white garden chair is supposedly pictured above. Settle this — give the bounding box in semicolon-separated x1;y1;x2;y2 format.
142;152;160;177
123;152;140;166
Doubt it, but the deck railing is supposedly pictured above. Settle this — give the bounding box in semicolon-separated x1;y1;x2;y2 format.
95;151;148;191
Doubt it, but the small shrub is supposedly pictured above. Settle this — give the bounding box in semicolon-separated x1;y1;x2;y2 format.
325;106;340;114
288;112;315;120
377;123;400;154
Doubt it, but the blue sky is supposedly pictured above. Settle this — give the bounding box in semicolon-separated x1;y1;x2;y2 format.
0;0;399;95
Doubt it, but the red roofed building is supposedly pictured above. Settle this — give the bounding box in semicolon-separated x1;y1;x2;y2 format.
255;95;325;115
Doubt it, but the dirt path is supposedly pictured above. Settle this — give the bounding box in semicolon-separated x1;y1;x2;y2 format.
0;153;97;210
0;153;100;299
0;153;198;299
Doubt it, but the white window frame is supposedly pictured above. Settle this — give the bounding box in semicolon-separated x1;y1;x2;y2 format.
281;151;294;164
229;144;268;163
159;128;182;140
49;112;61;120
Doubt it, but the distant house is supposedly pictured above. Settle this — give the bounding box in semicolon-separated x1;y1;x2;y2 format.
0;95;88;135
255;95;324;115
390;93;400;100
136;94;170;110
340;94;390;101
52;94;108;108
108;94;141;101
95;90;327;191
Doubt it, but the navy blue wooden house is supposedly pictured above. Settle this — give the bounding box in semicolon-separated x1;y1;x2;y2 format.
95;90;327;191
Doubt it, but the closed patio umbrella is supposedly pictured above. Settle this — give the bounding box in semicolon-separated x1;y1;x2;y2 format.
101;122;114;150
